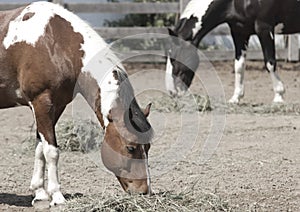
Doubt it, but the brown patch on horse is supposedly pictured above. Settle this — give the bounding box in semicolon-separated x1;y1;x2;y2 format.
22;12;35;21
112;70;121;85
94;89;105;128
0;7;27;108
4;15;84;104
76;71;105;128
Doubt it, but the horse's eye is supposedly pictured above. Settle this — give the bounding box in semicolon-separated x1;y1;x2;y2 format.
126;146;135;153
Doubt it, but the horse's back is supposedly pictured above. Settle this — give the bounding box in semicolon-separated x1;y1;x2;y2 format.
0;2;99;107
232;0;300;33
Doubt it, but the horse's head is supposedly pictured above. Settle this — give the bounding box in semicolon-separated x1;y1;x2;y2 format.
165;27;199;97
100;69;153;194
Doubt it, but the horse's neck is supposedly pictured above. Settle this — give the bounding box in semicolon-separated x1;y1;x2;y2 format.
180;0;230;46
76;71;105;128
77;52;128;129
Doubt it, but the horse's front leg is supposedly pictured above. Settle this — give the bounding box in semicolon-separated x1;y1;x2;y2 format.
229;29;250;104
29;131;49;204
29;91;66;206
255;21;285;103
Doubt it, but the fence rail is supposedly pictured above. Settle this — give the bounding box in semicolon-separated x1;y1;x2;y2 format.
67;2;179;14
0;1;299;62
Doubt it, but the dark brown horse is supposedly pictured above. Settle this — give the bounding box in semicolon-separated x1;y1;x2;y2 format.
0;1;153;206
165;0;299;103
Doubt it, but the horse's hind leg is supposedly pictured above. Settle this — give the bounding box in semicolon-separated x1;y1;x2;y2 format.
255;20;285;102
29;90;66;206
229;28;250;103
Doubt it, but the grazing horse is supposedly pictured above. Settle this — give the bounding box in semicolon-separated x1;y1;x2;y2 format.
0;1;153;206
165;0;299;103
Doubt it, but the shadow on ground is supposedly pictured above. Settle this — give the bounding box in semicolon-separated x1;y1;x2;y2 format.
0;193;32;207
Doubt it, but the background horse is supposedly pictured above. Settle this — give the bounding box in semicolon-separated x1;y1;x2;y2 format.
165;0;299;103
0;1;153;206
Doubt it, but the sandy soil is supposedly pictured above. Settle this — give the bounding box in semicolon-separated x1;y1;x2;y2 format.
0;60;299;211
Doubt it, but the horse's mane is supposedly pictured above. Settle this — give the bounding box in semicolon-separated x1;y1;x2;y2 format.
116;67;154;144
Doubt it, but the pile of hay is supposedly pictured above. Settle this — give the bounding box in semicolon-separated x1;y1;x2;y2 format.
23;120;103;153
149;94;211;113
64;190;230;211
56;120;104;152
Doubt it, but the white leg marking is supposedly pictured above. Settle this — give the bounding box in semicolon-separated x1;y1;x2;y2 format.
165;56;176;95
40;133;66;206
30;142;49;204
267;62;285;103
142;145;151;194
229;53;246;104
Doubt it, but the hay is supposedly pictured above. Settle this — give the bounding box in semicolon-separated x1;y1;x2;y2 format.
149;94;211;113
56;120;104;152
64;189;230;212
23;120;104;153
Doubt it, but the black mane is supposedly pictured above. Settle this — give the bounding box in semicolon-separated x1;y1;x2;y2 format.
116;67;154;144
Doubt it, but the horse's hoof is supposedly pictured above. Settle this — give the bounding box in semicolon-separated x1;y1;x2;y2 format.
31;188;50;205
50;191;66;206
228;97;239;104
273;94;284;103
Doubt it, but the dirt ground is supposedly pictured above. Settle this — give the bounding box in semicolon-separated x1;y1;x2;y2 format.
0;60;299;211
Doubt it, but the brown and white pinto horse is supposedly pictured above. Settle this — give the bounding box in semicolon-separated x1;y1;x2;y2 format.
165;0;299;103
0;1;153;206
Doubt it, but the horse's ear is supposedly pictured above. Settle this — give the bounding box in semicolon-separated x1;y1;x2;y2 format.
144;103;152;117
168;28;177;37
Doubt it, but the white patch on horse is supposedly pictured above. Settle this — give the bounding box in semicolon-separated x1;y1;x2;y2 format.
180;0;214;37
15;89;22;99
3;4;52;48
270;32;274;40
229;51;246;103
267;62;285;102
99;70;120;127
275;23;285;34
3;1;107;72
165;56;176;95
142;145;151;194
